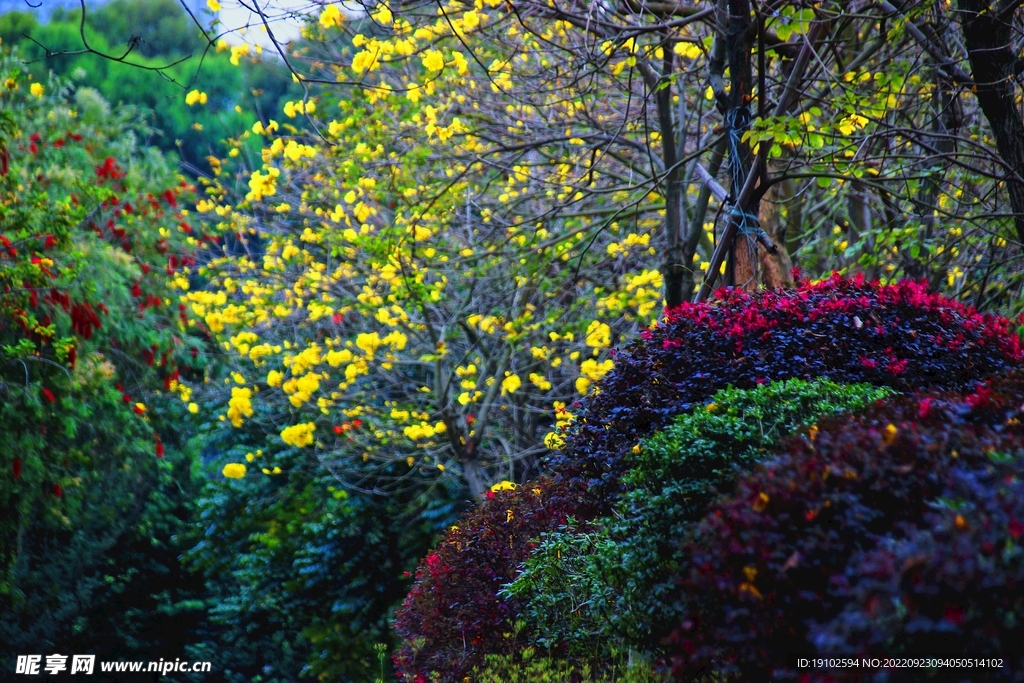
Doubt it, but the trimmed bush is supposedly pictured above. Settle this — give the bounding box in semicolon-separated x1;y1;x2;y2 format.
808;462;1024;680
507;379;894;654
396;277;1024;681
666;377;1024;680
549;275;1024;513
392;478;575;682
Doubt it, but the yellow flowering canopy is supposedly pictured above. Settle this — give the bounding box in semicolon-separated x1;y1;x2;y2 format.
181;0;687;497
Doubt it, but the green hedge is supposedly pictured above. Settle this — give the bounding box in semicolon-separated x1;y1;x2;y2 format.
505;378;893;658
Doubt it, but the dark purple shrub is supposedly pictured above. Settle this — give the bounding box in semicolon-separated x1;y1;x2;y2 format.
665;377;1024;681
392;478;575;682
550;275;1024;513
806;463;1024;681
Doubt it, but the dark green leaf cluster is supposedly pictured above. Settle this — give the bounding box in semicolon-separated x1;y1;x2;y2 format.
184;426;467;683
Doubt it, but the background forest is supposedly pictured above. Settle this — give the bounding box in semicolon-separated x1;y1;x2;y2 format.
2;0;1024;681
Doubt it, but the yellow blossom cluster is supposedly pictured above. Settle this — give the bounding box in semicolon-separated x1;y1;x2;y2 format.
180;1;682;493
281;422;316;448
227;387;254;427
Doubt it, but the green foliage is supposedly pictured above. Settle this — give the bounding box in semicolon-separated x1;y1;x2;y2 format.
0;11;37;48
3;2;298;170
88;0;208;58
508;379;894;657
500;521;626;655
182;426;467;682
472;648;666;683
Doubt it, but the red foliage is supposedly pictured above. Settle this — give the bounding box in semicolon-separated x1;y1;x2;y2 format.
95;157;123;180
550;275;1024;514
665;376;1024;680
393;478;575;682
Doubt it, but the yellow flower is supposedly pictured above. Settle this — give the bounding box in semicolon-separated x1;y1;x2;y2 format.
246;167;280;201
584;320;611;348
227;387;254;427
529;372;552;391
29;83;43;97
4;77;16;90
580;358;614;381
490;480;517;492
188;402;199;414
501;373;521;395
222;463;247;479
319;3;344;28
544;431;565;449
422;49;445;72
372;4;393;25
281;422;316;447
230;43;250;66
185;89;208;106
207;0;221;10
883;423;898;445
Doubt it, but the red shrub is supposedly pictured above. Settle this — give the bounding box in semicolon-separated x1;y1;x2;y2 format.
665;375;1024;680
392;478;575;682
549;275;1024;514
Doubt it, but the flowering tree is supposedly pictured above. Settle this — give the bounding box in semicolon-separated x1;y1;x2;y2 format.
179;0;1024;500
183;49;665;495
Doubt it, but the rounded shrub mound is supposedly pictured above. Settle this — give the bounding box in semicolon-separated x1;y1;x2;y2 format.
549;274;1024;512
392;478;575;682
395;277;1024;682
506;378;895;654
666;377;1024;680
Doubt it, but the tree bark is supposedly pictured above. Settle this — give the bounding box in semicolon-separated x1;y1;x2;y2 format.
724;0;758;291
757;180;794;288
657;41;687;310
958;0;1024;243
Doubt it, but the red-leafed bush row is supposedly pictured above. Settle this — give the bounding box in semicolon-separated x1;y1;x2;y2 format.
392;478;575;682
668;376;1024;681
549;274;1024;513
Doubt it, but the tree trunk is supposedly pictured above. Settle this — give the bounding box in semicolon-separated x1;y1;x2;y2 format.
722;0;758;290
757;181;794;288
958;0;1024;244
657;39;687;309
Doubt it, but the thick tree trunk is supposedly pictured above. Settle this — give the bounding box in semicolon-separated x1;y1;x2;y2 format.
958;0;1024;243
